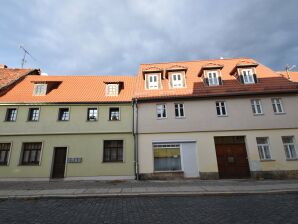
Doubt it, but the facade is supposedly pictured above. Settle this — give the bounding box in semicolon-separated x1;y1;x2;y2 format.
134;58;298;179
0;72;136;180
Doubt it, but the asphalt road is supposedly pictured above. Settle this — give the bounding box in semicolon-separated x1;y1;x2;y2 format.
0;194;297;224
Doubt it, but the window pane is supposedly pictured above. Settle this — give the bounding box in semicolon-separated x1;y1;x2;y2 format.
109;108;120;120
154;146;181;171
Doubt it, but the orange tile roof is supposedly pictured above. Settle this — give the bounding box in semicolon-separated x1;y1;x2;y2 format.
0;68;40;89
134;58;298;100
0;75;136;103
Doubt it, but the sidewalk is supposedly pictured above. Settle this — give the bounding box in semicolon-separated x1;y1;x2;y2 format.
0;179;297;199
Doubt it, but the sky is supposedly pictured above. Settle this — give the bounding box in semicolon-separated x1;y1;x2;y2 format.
0;0;297;75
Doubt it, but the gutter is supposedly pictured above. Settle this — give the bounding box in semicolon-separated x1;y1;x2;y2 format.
132;99;139;180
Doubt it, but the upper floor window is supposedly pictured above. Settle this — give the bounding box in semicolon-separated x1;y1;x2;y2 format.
174;103;185;118
5;108;17;122
282;136;297;159
251;99;263;115
58;108;70;121
87;108;98;121
256;137;271;160
147;74;159;90
106;84;119;96
156;104;167;119
109;107;120;121
207;71;220;86
21;142;42;165
33;84;47;96
241;69;255;84
272;98;284;114
28;108;40;121
171;73;184;88
216;101;227;116
0;143;11;166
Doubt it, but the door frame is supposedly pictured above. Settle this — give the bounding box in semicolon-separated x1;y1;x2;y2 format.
50;146;68;179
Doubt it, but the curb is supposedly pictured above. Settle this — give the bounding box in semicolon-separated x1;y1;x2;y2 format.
1;189;298;200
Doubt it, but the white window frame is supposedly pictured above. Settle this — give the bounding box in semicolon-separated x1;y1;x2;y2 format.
87;107;98;121
271;98;285;114
256;137;272;160
106;84;119;96
156;104;167;119
174;103;185;118
147;74;159;90
251;99;263;115
207;71;219;86
242;69;255;84
171;73;184;88
282;136;297;159
33;84;47;96
215;101;227;116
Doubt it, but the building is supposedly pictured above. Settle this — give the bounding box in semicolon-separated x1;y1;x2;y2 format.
0;68;136;181
134;58;298;179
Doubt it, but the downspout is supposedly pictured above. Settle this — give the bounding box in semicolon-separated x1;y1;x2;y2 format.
133;99;139;180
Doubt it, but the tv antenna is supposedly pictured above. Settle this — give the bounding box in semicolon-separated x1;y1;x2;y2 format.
285;64;296;80
20;45;37;68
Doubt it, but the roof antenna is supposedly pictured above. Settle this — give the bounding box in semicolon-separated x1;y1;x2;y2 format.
285;64;296;80
20;45;37;68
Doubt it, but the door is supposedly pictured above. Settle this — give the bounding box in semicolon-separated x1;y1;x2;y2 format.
52;147;67;178
181;143;199;178
215;144;250;179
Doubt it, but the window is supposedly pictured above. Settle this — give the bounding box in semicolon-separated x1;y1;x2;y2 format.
106;84;119;96
153;143;182;171
242;69;255;84
171;73;184;88
103;140;123;162
174;103;185;118
251;99;263;115
58;108;70;121
216;101;227;116
272;98;284;114
0;143;11;166
147;74;159;89
207;71;220;86
282;136;297;159
5;108;17;122
28;108;40;121
156;104;167;119
33;84;47;96
109;107;120;121
21;142;42;165
87;108;98;121
256;137;271;160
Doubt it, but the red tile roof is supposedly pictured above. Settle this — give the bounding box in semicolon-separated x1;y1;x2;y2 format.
0;75;136;103
134;58;298;100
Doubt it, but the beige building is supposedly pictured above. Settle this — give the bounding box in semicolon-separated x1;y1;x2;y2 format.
0;70;136;181
134;58;298;179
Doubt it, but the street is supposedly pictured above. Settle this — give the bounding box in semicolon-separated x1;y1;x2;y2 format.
0;194;297;224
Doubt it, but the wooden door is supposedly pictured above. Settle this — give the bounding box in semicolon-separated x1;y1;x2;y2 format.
215;144;250;179
52;147;67;179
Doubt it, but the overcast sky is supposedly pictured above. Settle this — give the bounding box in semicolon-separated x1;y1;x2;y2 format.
0;0;297;75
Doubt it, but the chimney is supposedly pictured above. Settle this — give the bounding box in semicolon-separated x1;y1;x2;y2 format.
0;64;8;69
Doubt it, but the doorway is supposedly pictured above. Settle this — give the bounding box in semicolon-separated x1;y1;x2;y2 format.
51;147;67;179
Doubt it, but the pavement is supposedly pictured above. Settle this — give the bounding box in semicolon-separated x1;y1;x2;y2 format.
0;179;297;199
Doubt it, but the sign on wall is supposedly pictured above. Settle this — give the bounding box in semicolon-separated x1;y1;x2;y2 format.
67;157;82;163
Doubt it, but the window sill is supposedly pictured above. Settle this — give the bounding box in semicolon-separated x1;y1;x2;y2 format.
175;117;186;119
286;158;298;161
57;120;70;122
274;112;286;115
102;161;124;163
19;164;40;166
253;113;264;116
157;117;167;120
217;115;228;117
4;120;16;122
86;120;98;122
153;170;183;173
108;120;121;121
260;159;275;162
27;120;39;122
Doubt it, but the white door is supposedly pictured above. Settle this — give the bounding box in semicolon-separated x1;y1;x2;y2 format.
181;143;199;178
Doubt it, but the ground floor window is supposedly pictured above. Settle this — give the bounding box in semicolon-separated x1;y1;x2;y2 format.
282;136;297;159
0;143;11;165
256;137;271;160
153;143;181;171
103;140;123;162
21;142;42;165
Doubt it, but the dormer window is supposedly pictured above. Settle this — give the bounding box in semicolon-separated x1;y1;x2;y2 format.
241;69;255;84
171;73;185;88
33;83;47;96
147;74;159;90
106;84;119;96
207;71;220;86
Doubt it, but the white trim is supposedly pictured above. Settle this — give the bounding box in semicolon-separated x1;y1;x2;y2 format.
242;69;255;84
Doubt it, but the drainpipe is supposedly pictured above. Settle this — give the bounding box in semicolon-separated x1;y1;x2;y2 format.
133;99;139;180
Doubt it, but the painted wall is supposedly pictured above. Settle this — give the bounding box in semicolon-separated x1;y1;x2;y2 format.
137;94;298;133
138;129;298;174
0;134;134;179
0;104;133;135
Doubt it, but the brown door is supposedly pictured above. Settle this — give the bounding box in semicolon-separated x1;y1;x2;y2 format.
215;144;250;179
52;147;67;179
